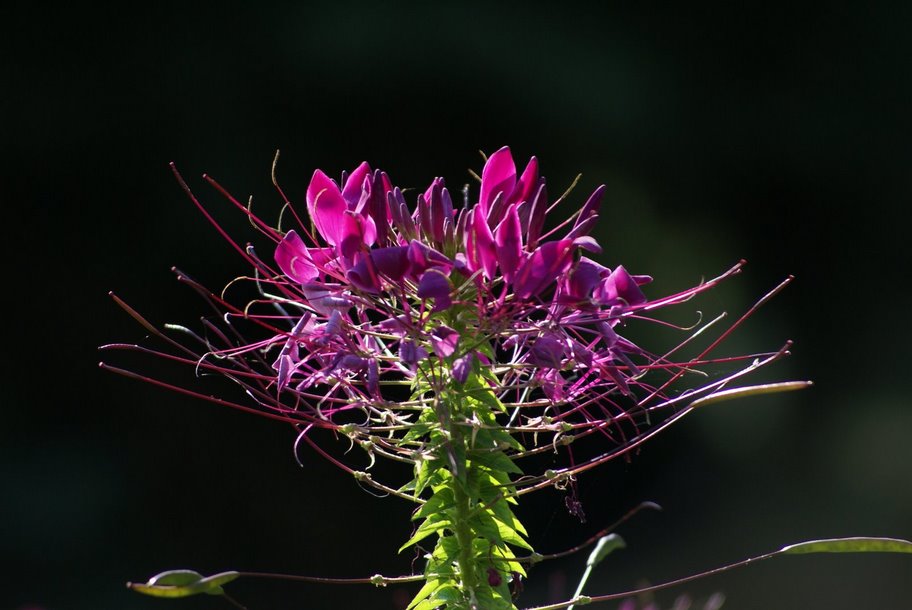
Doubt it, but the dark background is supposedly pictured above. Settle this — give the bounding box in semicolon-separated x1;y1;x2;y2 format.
4;3;911;609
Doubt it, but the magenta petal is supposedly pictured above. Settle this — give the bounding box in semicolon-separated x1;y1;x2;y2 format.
513;239;576;298
565;214;598;240
302;283;351;315
371;246;410;281
512;156;539;205
399;340;428;368
466;204;497;279
570;340;594;367
332;353;368;374
367;358;379;397
425;178;450;244
600;265;647;306
525;182;548;250
347;256;381;293
367;170;392;235
572;236;602;253
407;240;451;277
430;325;460;358
486;192;507;228
275;230;318;283
479;146;517;217
564;256;608;301
338;211;377;260
529;334;565;369
417;269;452;311
452;352;474;384
495;203;523;283
576;185;605;227
388;188;417;241
341;161;372;208
307;169;348;247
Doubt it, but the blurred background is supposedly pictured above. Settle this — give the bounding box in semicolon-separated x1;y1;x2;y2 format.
4;2;911;609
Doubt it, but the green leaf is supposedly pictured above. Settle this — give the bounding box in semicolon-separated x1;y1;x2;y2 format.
690;381;812;409
414;457;447;497
406;578;441;610
491;544;527;577
128;570;238;598
469;449;523;475
399;515;452;553
414;487;456;520
494;517;533;551
781;537;912;555
474;582;516;610
487;495;528;538
587;534;626;567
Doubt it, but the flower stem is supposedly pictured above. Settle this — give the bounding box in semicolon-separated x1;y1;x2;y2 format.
450;424;479;607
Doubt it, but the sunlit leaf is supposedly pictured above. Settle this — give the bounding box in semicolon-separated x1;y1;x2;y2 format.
588;534;626;567
128;570;238;598
781;537;912;555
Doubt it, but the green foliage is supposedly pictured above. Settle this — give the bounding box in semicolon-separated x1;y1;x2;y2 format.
780;537;912;555
402;367;529;610
128;570;238;598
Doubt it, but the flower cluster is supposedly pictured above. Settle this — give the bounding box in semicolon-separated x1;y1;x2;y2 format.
105;147;792;609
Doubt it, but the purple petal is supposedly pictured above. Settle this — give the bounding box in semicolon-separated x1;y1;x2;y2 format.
425;178;451;244
562;256;608;301
538;369;565;402
367;358;379;397
465;205;497;279
574;185;605;230
347;256;381;293
388;188;416;241
486;191;507;228
597;320;619;348
564;214;598;240
274;230;333;284
452;352;475;384
417;269;452;311
371;246;410;282
338;210;377;260
513;239;577;299
378;314;410;335
572;235;602;253
302;283;351;316
479;146;517;217
529;334;566;369
315;309;344;346
599;265;647;307
367;170;392;240
399;340;428;368
569;340;594;367
430;325;460;358
495;203;523;283
407;240;451;276
333;353;368;374
511;156;539;205
341;161;372;208
525;181;548;250
306;169;348;247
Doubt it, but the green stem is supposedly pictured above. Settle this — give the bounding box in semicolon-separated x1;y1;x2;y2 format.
450;427;478;607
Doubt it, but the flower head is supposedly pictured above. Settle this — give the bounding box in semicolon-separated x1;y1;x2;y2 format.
103;146;794;496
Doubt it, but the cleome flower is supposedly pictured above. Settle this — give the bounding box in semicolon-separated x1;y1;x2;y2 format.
103;146;794;490
103;146;802;609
